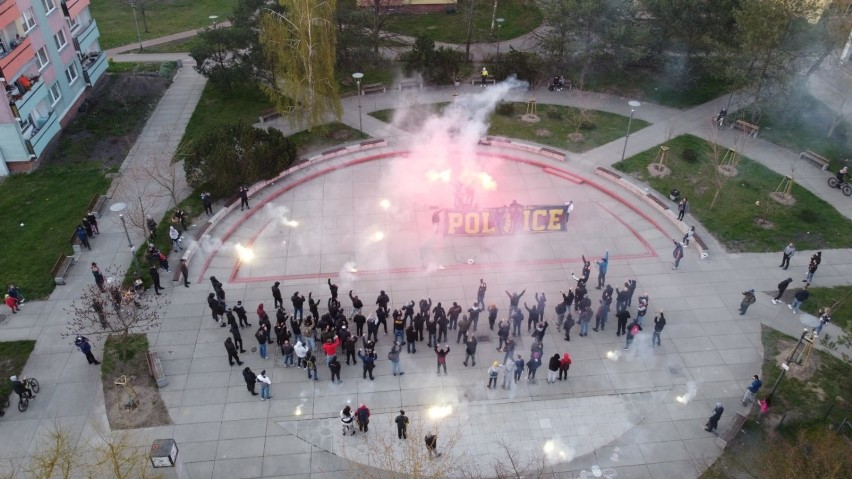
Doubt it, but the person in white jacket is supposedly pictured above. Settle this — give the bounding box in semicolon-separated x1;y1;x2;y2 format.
340;406;356;436
256;369;271;400
168;225;182;252
502;359;516;390
294;341;309;368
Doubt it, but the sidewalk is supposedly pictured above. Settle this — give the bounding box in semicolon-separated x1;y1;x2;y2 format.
105;21;232;57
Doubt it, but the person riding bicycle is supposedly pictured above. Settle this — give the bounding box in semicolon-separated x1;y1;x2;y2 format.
836;166;849;187
715;109;727;126
10;376;33;400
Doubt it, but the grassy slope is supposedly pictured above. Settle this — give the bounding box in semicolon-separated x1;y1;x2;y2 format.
614;134;852;252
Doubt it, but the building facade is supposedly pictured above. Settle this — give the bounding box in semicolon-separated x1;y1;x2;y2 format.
0;0;107;175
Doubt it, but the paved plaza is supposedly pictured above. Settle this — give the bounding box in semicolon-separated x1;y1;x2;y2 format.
0;58;850;479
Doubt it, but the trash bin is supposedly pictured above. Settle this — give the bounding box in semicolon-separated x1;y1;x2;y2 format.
669;188;680;202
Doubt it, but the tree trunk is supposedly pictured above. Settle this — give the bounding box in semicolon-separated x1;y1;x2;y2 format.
140;0;149;33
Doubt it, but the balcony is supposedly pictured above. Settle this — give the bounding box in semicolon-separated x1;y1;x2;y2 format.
62;0;90;19
0;0;21;30
7;75;47;119
74;18;99;51
0;36;33;81
82;51;106;86
26;110;60;158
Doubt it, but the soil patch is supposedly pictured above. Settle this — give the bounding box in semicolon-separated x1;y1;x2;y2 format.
773;339;820;382
45;71;171;170
102;335;171;430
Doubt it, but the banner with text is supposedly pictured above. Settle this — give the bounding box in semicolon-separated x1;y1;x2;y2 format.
443;205;569;236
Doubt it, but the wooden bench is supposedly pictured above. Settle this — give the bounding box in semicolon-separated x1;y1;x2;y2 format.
716;412;748;449
146;350;168;388
360;83;386;95
258;108;280;123
470;77;496;86
396;79;422;90
69;230;82;255
732;120;759;138
51;254;74;285
86;194;108;219
799;150;830;171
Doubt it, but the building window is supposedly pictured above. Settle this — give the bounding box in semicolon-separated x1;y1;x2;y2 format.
65;63;78;84
65;16;79;32
48;83;61;106
41;0;56;14
22;9;37;32
53;30;67;51
36;46;50;71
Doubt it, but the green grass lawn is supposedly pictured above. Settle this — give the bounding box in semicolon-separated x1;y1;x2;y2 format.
289;123;369;155
385;0;542;44
91;0;234;49
799;286;852;333
105;62;165;74
0;167;110;299
741;93;852;172
614;135;852;252
0;341;36;403
130;37;200;54
369;102;650;153
182;84;272;145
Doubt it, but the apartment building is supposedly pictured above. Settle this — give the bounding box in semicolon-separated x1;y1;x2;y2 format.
0;0;107;175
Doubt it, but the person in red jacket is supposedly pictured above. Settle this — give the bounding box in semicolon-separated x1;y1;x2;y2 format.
321;335;340;365
4;294;19;314
434;345;450;376
558;353;572;381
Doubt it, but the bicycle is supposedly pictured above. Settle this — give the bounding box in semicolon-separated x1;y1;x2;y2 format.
827;177;852;196
16;377;39;412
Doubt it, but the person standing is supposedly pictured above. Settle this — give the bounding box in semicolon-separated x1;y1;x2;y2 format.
672;239;684;270
742;375;762;405
816;308;831;335
148;266;163;295
76;225;91;250
434;345;450;376
652;312;666;348
145;215;158;240
502;358;516;389
388;342;404;376
595;250;609;290
457;315;471;344
463;333;477;367
238;186;250;210
271;282;283;309
255;325;270;359
788;285;810;313
230;324;245;353
291;291;305;321
328;356;342;383
86;212;99;234
480;67;489;87
779;242;796;269
486;361;500;389
305;352;318;381
682;226;695;246
256;370;271;400
172;209;187;231
168;226;182;252
201;192;213;216
224;337;243;366
739;290;756;315
704;403;724;433
91;263;106;292
624;320;640;350
234;301;250;327
558;353;572;381
547;354;561;384
677;198;689;221
425;432;441;458
356;403;371;433
405;324;417;353
395;410;409;439
242;367;258;396
74;336;100;365
477;279;487;306
772;278;793;304
526;355;541;382
178;259;190;287
358;348;377;380
615;309;630;337
805;251;821;283
82;217;94;237
349;290;363;317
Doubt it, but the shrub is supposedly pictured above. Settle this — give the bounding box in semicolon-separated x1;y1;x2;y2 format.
496;102;515;117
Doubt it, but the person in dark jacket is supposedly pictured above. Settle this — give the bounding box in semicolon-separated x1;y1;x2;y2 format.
704;403;724;432
739;289;756;315
291;291;305;320
238;186;250;210
74;336;100;365
434;345;450;375
210;276;226;303
405;324;417;353
328;356;342;383
233;301;250;328
789;285;810;313
614;309;630;336
149;266;162;295
179;259;190;287
546;354;561;383
271;282;283;308
463;333;477;367
225;337;243;366
349;290;363;316
230;324;246;353
76;225;91;250
772;278;793;304
395;410;409;439
652;312;666;348
357;348;377;380
242;367;258;395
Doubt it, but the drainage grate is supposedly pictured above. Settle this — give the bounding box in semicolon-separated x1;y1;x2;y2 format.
475;334;492;343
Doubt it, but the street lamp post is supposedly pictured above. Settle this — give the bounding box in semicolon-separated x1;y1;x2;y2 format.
352;72;364;133
209;15;219;28
111;202;142;276
130;3;143;52
496;18;505;63
620;100;642;163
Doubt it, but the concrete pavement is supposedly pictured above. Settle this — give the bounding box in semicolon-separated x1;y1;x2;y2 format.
0;53;850;479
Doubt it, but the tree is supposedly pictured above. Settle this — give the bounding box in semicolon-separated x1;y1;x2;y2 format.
535;0;639;87
140;140;190;209
120;165;165;242
462;0;479;62
493;47;542;87
361;0;400;54
260;0;342;130
756;428;852;478
183;122;297;197
63;265;168;350
24;422;80;479
727;0;824;116
402;35;465;85
191;0;281;92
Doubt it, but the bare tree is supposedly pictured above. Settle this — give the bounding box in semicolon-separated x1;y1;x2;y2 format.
462;0;479;62
141;142;191;209
492;437;545;479
23;422;81;479
90;431;161;479
362;0;401;54
120;165;166;241
63;265;168;348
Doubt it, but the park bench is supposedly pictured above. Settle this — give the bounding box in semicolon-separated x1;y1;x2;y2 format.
69;230;82;255
258;108;280;123
86;194;108;219
361;82;386;95
732;120;759;138
470;77;496;86
146;350;168;387
716;412;748;449
396;79;422;91
799;150;830;171
51;254;74;285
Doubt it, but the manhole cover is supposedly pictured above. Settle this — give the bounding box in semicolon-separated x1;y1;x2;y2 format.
475;334;491;343
668;366;684;377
